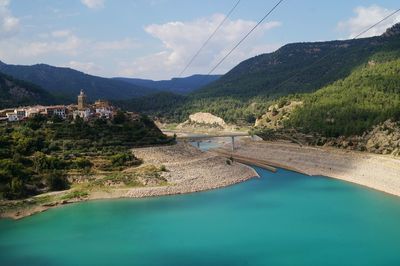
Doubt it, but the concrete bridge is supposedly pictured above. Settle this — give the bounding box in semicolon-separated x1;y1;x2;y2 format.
178;132;257;151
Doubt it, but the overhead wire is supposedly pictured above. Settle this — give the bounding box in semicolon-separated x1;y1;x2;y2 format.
207;0;285;75
269;8;400;92
178;0;241;77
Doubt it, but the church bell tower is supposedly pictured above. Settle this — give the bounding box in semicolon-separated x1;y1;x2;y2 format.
78;89;87;110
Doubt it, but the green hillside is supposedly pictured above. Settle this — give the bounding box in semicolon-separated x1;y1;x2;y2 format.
286;59;400;137
194;24;400;100
120;24;400;125
0;72;55;109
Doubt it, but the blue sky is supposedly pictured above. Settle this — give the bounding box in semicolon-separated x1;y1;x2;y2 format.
0;0;399;79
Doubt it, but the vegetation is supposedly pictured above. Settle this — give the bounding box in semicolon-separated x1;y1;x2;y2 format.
0;114;172;200
0;61;156;102
286;59;400;137
118;24;400;125
114;74;221;94
118;93;272;125
0;72;55;109
195;30;400;100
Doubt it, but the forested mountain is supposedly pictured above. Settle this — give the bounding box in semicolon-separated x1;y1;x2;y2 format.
286;59;400;137
0;61;157;101
115;92;187;118
114;75;221;94
119;24;400;125
193;23;400;100
0;72;55;109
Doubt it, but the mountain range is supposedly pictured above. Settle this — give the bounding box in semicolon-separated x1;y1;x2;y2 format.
193;23;400;100
118;23;400;127
1;22;399;135
0;61;157;102
0;61;220;103
114;75;221;94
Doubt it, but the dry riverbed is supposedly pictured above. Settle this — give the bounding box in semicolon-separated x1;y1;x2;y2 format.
0;143;258;220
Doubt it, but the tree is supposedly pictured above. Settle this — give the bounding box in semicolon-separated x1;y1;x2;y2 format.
45;170;69;191
113;111;127;124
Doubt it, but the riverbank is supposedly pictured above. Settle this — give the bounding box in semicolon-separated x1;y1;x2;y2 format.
0;143;258;220
215;139;400;197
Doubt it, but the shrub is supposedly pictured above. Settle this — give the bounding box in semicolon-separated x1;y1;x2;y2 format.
3;178;26;199
72;158;93;169
45;171;69;191
110;153;140;167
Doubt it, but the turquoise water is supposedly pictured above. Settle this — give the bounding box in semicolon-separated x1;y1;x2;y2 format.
1;167;400;266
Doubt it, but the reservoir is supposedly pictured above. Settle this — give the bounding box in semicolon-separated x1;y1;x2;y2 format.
1;167;400;265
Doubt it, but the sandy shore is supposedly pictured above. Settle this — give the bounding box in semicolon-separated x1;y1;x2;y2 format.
0;143;258;219
216;139;400;197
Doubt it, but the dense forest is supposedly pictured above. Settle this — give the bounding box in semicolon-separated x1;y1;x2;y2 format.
114;74;221;95
194;24;400;100
0;113;171;200
0;72;55;109
286;59;400;137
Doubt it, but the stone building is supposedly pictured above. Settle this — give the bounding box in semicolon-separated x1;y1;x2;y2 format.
77;89;87;110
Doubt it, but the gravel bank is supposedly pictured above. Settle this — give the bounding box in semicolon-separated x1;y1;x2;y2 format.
218;139;400;197
124;142;259;198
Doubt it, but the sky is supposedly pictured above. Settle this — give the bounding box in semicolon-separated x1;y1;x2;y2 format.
0;0;399;80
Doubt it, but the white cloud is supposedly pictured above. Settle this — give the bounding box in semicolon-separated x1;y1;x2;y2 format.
337;5;400;38
0;27;142;77
118;14;281;79
64;60;103;74
0;29;139;60
93;38;140;51
18;31;83;57
81;0;105;9
0;0;19;38
51;30;72;38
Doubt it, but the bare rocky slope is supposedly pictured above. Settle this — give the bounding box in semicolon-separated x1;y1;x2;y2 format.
177;112;231;131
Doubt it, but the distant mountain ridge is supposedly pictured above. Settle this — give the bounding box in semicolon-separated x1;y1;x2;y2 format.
0;62;157;101
114;74;221;94
0;72;55;109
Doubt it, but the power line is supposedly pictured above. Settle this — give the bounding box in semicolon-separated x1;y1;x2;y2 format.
270;7;400;92
354;8;400;39
207;0;285;75
178;0;241;77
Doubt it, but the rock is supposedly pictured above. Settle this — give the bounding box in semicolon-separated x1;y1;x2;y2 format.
177;112;228;130
255;101;302;129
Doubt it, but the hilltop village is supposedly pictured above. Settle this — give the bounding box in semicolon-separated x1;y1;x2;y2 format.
0;90;117;122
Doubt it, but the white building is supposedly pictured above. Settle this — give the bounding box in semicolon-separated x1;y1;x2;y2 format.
73;109;91;120
26;106;45;118
6;112;19;122
14;109;26;119
45;106;67;119
95;107;113;119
